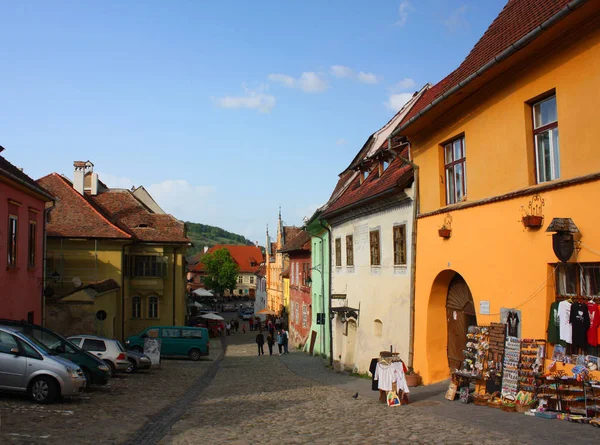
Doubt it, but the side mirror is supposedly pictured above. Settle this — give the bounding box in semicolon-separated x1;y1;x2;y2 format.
10;347;19;355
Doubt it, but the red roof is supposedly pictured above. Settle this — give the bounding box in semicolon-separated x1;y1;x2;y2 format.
90;189;188;243
193;244;264;273
1;155;54;201
283;226;302;245
404;0;573;125
323;151;413;217
37;174;131;239
279;230;311;253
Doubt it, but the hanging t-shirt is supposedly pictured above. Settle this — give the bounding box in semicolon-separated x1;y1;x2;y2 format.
547;301;560;344
570;302;590;349
374;363;395;391
558;300;572;344
506;311;519;337
588;303;600;347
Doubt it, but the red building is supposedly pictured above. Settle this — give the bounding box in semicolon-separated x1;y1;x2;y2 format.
0;149;54;323
279;231;312;348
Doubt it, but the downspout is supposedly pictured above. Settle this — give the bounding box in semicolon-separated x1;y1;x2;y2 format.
319;219;333;367
388;135;419;369
121;241;134;340
41;204;54;327
172;247;179;325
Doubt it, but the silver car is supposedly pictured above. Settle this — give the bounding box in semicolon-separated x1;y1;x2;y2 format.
0;327;87;403
68;335;129;376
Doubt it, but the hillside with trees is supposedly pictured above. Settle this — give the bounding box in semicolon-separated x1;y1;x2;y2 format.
185;222;255;256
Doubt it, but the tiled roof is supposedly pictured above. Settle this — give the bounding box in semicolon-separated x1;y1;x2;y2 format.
193;244;264;273
90;189;188;243
403;0;574;125
65;278;121;297
0;155;54;201
279;230;311;253
37;174;131;239
322;151;413;217
283;226;302;245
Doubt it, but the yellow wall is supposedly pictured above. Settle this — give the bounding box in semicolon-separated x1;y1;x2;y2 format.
283;277;290;315
409;19;600;384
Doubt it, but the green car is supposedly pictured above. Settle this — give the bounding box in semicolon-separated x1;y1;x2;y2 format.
125;326;209;361
0;319;111;386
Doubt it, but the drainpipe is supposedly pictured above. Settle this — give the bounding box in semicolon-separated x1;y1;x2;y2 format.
388;135;419;369
41;204;54;327
121;241;134;340
172;247;179;326
319;219;334;368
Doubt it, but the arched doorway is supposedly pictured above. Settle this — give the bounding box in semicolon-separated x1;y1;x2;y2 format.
345;320;357;370
446;274;476;372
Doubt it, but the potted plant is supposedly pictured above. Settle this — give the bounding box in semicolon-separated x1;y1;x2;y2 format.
438;226;451;238
405;367;422;387
521;215;543;228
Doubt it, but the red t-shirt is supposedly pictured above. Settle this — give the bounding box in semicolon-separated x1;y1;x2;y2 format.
587;302;600;346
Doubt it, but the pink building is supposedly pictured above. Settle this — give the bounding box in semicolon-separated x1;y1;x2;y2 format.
0;149;53;323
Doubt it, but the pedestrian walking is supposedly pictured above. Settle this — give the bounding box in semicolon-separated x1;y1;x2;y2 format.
249;317;254;331
282;328;289;354
277;330;284;355
234;319;239;333
256;331;265;356
226;322;231;336
266;332;275;355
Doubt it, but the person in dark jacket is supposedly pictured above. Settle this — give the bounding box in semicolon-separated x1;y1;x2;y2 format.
256;331;265;356
266;332;275;355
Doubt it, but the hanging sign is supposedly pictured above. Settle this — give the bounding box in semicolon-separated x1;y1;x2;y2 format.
479;301;490;315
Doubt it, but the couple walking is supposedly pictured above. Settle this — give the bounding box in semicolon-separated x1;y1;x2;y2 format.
256;328;289;356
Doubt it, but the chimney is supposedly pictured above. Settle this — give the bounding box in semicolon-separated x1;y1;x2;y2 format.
255;241;259;247
90;172;99;195
73;160;94;195
203;246;209;254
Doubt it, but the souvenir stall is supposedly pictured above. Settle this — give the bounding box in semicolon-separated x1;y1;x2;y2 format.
371;351;410;407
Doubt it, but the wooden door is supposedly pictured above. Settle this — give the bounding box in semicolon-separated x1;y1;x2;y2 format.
446;275;476;372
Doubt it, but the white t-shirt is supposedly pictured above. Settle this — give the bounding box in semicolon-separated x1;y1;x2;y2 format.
374;363;394;391
558;300;572;344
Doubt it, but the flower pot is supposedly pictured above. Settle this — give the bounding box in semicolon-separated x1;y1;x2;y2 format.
522;215;543;228
405;373;422;387
438;228;451;238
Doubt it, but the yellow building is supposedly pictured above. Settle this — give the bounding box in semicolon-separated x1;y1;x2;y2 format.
38;162;189;340
391;0;600;384
265;210;300;314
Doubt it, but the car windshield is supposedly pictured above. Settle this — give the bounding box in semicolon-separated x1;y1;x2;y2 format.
116;341;125;352
4;324;80;354
19;333;55;355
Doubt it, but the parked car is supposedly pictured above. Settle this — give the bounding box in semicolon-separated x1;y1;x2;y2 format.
0;326;87;403
68;335;129;376
125;326;209;360
222;304;236;312
125;349;152;373
0;319;111;386
239;308;254;320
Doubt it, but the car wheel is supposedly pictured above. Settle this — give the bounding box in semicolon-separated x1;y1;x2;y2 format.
29;376;59;404
188;348;201;361
132;346;143;353
82;368;94;389
126;358;137;374
103;360;116;377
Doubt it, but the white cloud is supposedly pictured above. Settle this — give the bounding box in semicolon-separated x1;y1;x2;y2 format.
385;93;414;111
445;5;469;33
391;78;416;92
336;138;347;146
396;1;412;27
268;71;329;93
212;84;275;113
330;65;354;79
329;65;380;84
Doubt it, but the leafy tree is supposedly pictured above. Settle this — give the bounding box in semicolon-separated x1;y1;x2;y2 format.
201;248;240;297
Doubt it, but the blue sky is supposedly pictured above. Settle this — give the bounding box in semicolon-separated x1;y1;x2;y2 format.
0;0;507;244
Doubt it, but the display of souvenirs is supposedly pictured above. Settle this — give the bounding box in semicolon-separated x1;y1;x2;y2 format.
518;339;546;392
484;323;506;384
458;326;488;377
501;336;521;400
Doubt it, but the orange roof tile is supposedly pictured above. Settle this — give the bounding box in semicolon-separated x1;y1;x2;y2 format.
193;244;264;273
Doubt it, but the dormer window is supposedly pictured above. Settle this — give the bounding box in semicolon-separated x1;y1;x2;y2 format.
359;170;369;184
137;223;149;228
378;160;389;177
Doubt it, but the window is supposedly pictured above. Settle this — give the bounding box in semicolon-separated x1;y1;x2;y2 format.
303;262;310;286
250;276;254;284
145;328;159;338
82;339;107;352
295;262;300;285
444;136;466;205
302;304;308;328
8;215;18;267
369;230;380;266
148;296;159;319
581;264;600;297
0;331;18;354
556;263;577;296
28;221;36;268
239;289;243;295
182;329;203;338
131;296;141;319
393;225;407;265
374;320;383;338
346;235;354;267
533;96;559;183
128;255;166;277
335;238;342;267
238;276;243;284
162;328;181;338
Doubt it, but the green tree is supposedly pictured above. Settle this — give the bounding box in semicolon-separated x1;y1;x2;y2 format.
201;248;240;297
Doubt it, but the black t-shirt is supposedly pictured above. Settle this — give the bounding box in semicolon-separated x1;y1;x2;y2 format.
570;302;590;348
256;333;264;344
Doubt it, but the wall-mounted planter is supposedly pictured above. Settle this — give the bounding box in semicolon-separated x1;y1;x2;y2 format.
438;228;451;238
522;215;543;228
